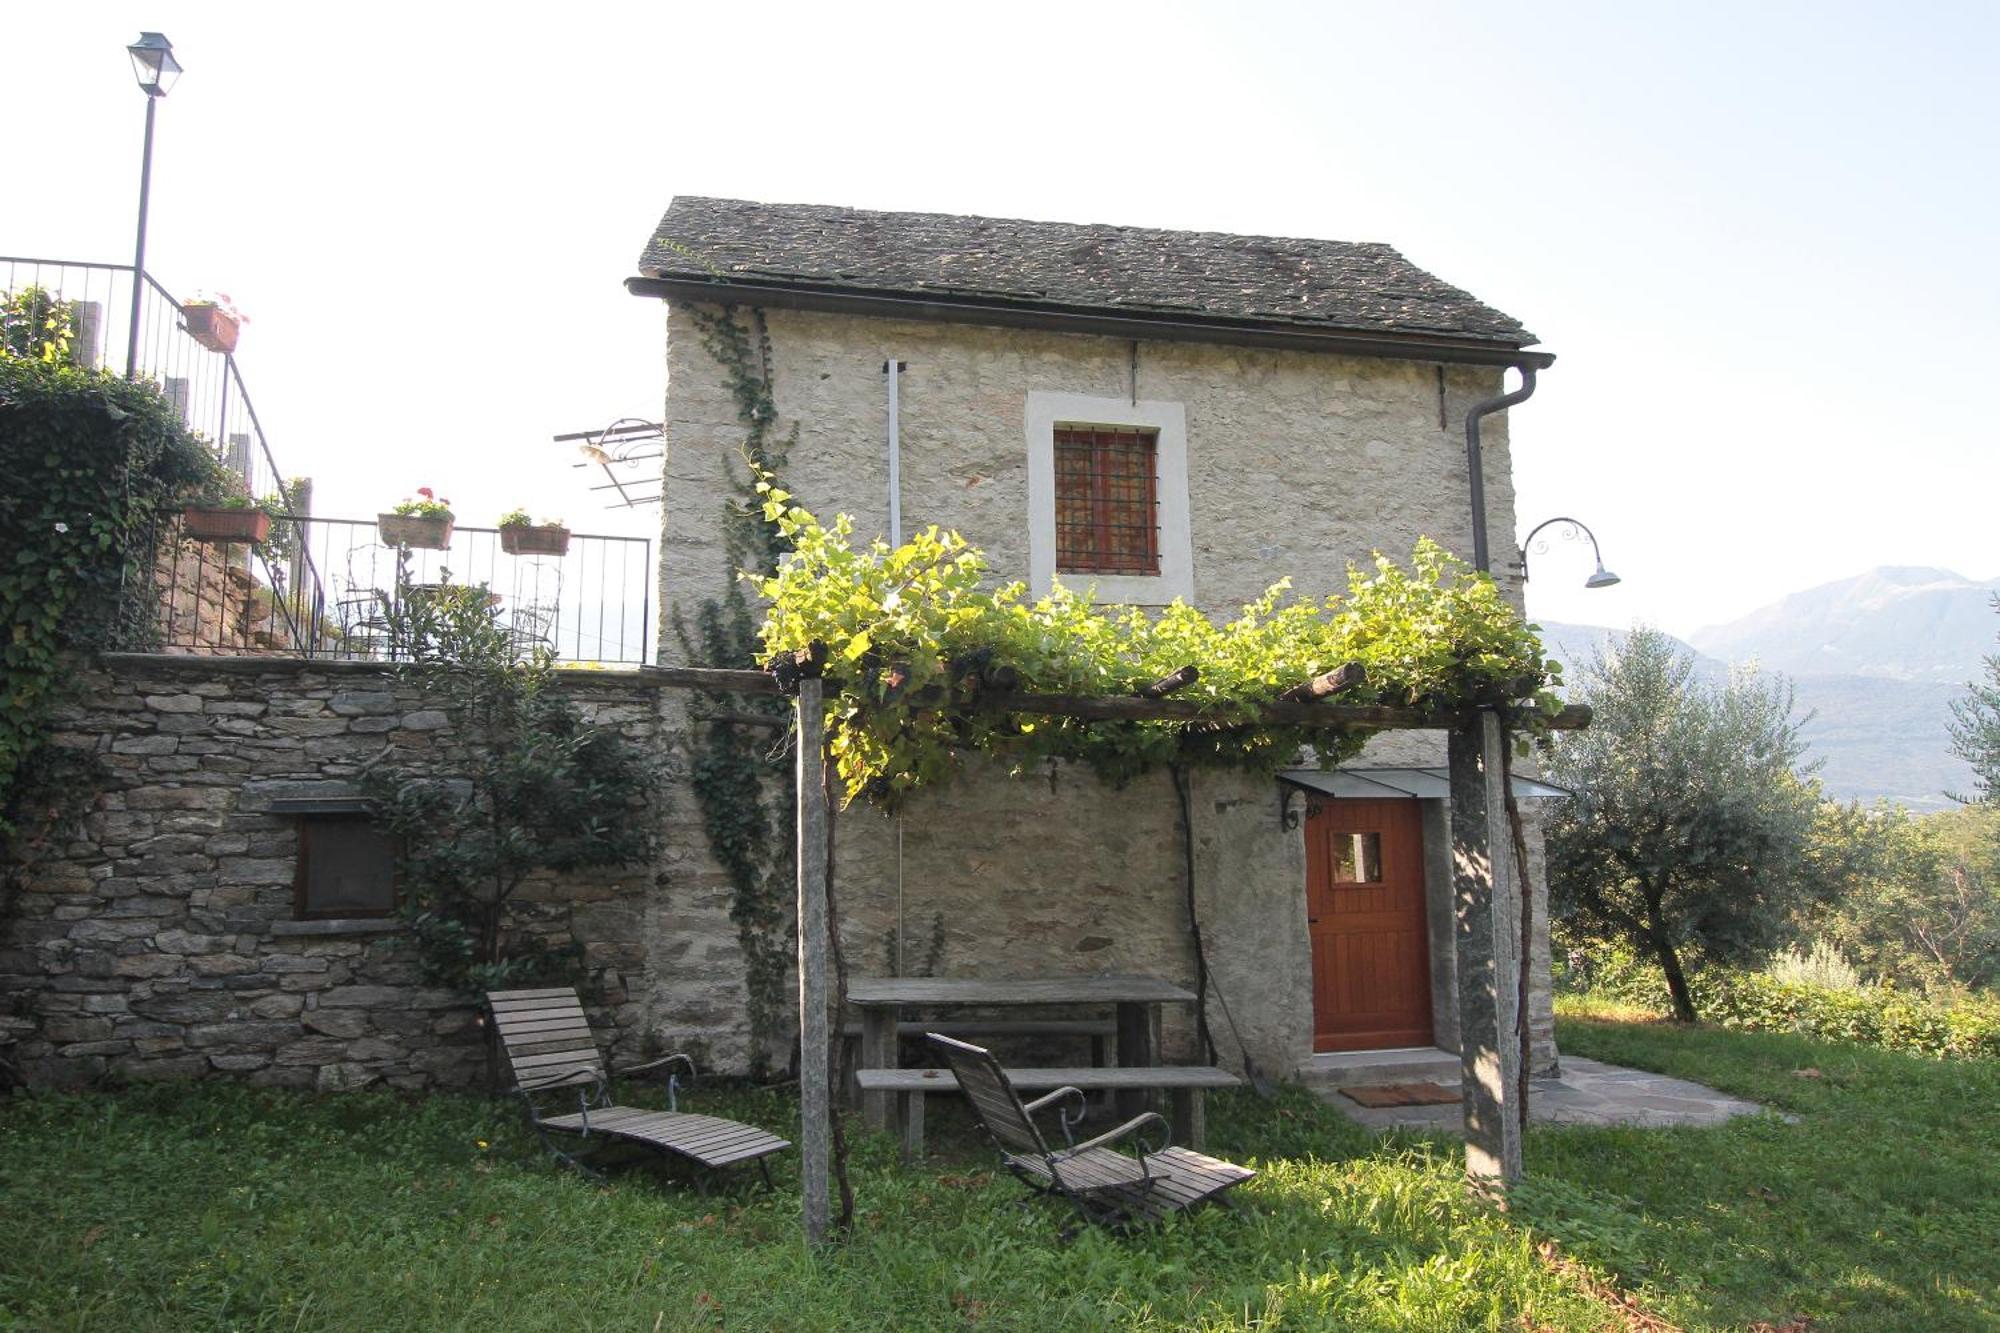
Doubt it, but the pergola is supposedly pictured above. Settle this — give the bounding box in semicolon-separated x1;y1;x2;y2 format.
647;659;1590;1242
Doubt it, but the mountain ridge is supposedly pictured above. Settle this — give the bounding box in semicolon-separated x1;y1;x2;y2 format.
1536;564;1993;813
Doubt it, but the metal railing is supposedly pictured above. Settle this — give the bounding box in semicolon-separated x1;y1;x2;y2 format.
145;513;654;666
6;254;329;646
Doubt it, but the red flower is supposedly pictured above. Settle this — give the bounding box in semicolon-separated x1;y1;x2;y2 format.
417;487;434;499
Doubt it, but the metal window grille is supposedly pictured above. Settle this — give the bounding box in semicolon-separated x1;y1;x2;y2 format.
1053;426;1159;575
294;816;398;919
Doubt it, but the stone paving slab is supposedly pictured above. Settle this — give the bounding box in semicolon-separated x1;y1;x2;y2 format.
1326;1055;1771;1133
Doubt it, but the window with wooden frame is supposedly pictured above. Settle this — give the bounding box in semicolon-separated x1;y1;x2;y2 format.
1052;425;1160;575
294;814;398;920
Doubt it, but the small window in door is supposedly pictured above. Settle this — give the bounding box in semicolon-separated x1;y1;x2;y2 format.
1334;831;1382;884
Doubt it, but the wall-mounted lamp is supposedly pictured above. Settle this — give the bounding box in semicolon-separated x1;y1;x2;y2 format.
1519;516;1620;589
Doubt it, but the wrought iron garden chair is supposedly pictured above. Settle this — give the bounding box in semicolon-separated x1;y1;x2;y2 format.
486;987;790;1190
926;1034;1254;1231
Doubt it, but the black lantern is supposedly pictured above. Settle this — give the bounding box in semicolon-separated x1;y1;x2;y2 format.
127;32;182;97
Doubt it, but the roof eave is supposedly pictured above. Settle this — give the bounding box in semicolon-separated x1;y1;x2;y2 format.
624;274;1555;369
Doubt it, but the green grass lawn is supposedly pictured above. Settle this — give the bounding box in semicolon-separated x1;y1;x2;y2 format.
1521;1007;2000;1331
1;1015;1994;1331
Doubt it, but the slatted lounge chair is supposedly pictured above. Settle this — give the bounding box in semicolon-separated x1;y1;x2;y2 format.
926;1034;1254;1231
486;987;790;1189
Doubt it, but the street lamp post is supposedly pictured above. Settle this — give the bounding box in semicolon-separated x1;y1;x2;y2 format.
124;32;182;381
1518;516;1621;588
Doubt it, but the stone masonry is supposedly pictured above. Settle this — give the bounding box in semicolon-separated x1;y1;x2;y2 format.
657;304;1557;1078
1;301;1560;1090
1;654;665;1091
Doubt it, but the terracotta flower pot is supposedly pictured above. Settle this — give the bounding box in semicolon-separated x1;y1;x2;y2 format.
377;512;454;550
182;506;270;544
499;523;571;557
183;305;240;354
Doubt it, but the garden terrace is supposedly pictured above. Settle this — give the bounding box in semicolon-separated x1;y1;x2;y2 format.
146;512;654;666
646;653;1589;1240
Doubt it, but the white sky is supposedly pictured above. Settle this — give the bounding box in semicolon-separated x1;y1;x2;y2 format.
7;2;1995;639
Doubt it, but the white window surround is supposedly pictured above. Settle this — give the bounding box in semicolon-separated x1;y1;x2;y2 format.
1025;391;1193;605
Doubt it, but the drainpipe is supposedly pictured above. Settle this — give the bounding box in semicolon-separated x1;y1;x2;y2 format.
884;357;906;974
1461;364;1537;572
884;359;905;545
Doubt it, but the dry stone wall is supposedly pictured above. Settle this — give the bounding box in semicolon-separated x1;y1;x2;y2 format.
1;655;666;1091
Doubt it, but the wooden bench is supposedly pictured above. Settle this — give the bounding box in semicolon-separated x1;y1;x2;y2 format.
856;1064;1240;1163
839;1019;1116;1104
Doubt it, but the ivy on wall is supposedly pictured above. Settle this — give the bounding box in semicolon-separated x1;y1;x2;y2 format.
0;356;215;855
672;305;801;1076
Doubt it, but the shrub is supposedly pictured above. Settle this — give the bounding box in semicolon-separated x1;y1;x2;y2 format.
1765;940;1864;991
1570;949;2000;1060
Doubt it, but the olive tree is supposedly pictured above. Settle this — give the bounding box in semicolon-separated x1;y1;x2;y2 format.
1949;594;2000;804
1546;627;1825;1021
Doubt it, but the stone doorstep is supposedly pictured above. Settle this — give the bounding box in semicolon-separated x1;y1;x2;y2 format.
1294;1045;1462;1089
1318;1053;1774;1133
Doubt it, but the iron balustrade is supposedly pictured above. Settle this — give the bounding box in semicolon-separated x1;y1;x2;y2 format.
6;254;331;635
143;513;654;666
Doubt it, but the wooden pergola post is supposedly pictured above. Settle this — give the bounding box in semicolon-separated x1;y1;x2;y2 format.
1448;709;1524;1185
794;672;831;1243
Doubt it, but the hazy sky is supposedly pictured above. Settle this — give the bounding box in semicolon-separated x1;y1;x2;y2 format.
8;2;1995;639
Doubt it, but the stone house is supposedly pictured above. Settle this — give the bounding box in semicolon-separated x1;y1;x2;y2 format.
0;197;1561;1094
629;197;1563;1084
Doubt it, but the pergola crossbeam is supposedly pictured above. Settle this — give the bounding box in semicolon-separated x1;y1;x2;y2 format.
641;664;1590;733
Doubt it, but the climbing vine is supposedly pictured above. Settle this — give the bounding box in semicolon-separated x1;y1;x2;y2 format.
0;357;216;855
753;482;1565;806
671;305;801;1076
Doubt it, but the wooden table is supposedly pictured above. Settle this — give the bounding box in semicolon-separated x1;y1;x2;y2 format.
846;974;1198;1129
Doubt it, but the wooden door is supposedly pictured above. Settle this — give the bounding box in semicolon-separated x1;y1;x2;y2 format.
1305;797;1433;1051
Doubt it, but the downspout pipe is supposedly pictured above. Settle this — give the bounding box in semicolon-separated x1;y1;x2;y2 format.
884;359;905;546
1462;365;1538;572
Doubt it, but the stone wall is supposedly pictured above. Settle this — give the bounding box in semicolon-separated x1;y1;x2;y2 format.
658;303;1558;1077
1;655;664;1091
660;306;1523;625
152;534;300;655
1;647;1557;1088
0;304;1562;1091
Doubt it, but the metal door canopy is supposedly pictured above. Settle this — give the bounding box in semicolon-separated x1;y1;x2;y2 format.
1280;767;1568;801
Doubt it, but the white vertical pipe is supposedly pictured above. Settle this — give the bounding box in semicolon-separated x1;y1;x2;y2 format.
886;359;906;974
885;359;903;546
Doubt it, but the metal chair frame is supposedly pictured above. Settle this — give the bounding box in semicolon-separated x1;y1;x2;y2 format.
927;1033;1179;1230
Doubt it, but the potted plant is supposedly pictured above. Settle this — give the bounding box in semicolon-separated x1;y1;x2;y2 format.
378;487;455;549
181;491;271;545
497;508;572;556
181;293;246;354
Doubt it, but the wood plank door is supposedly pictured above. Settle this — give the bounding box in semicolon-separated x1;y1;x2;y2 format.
1305;797;1433;1051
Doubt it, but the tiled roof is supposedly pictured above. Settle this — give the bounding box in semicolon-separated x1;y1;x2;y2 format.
637;196;1537;347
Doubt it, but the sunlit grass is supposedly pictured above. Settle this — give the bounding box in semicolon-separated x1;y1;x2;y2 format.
0;1080;1607;1331
4;1015;1992;1330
